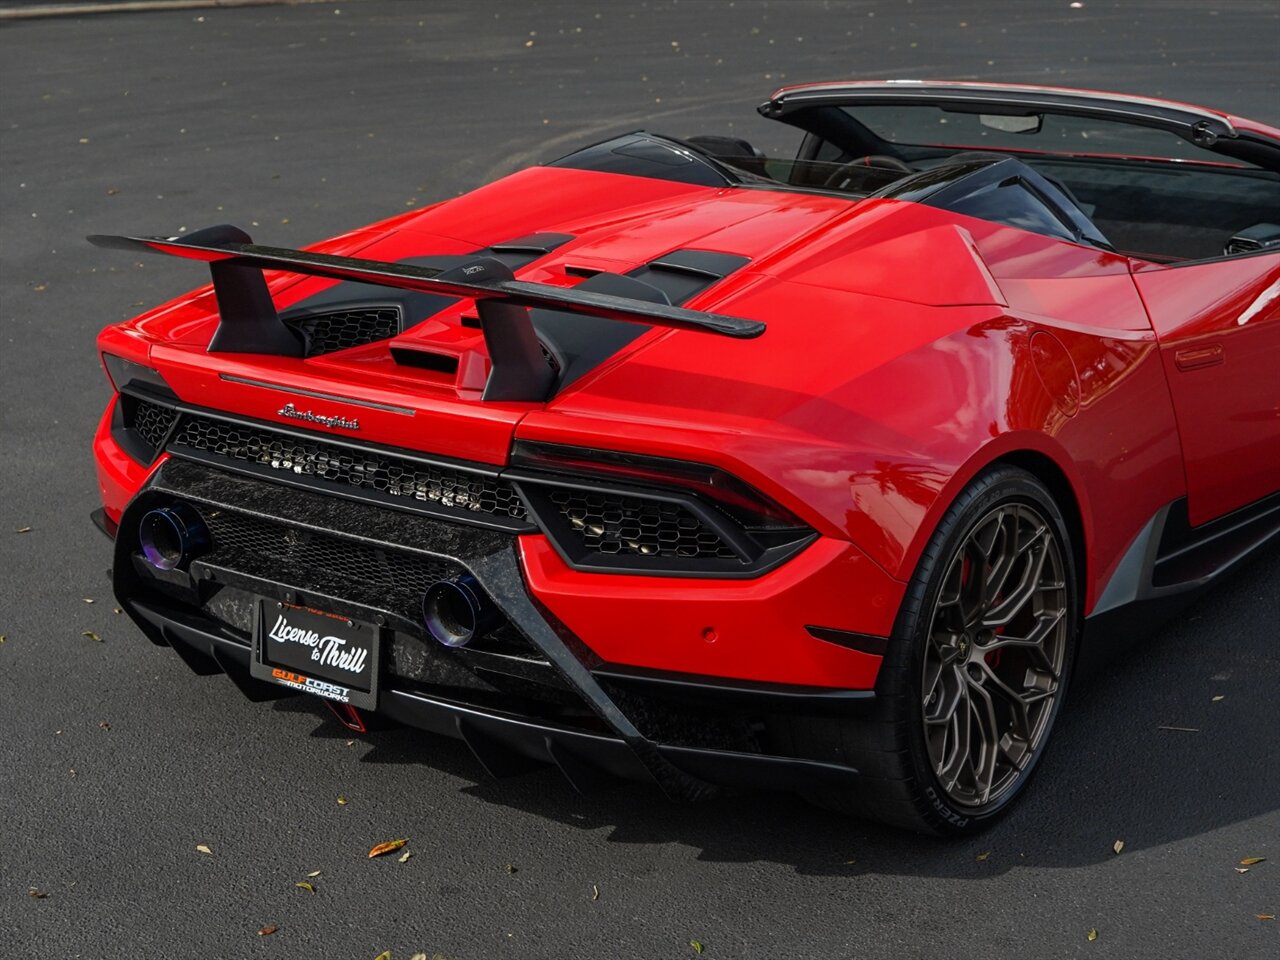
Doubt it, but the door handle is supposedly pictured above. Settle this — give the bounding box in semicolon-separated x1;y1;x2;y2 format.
1174;343;1224;371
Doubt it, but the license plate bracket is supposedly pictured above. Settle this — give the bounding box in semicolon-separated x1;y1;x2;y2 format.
251;599;380;710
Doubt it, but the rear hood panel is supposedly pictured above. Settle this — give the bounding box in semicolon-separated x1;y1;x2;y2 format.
105;166;1001;470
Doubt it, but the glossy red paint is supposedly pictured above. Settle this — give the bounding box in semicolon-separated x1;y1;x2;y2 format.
92;395;152;526
1132;253;1280;524
92;86;1280;696
520;534;897;688
527;201;1185;613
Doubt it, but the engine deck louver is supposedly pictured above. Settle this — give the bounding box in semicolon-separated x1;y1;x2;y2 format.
284;305;403;356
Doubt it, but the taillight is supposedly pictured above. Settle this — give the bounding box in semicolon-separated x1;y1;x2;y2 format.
101;352;171;393
103;354;178;464
507;441;815;577
511;441;800;529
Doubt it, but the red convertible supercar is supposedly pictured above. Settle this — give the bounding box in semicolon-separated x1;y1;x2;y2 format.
89;82;1280;833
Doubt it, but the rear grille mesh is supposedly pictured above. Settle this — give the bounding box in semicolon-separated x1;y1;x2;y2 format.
129;399;178;450
544;487;739;560
117;395;792;573
170;415;529;524
205;509;460;598
284;307;401;356
197;507;539;657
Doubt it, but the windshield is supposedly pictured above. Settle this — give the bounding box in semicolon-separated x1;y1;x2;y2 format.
825;104;1258;167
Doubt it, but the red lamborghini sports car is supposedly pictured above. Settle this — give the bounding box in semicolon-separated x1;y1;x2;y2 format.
89;82;1280;833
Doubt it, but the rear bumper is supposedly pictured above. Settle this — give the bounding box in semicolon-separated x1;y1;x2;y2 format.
107;458;870;798
92;392;899;690
132;595;865;794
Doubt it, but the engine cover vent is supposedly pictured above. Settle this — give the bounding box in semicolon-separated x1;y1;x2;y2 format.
284;305;403;356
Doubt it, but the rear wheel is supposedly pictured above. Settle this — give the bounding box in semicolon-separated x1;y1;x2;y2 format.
775;465;1078;834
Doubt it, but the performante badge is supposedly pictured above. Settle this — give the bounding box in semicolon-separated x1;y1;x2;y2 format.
277;402;360;431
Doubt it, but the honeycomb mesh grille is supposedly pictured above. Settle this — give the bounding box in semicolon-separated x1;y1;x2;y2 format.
197;508;539;658
170;416;528;523
205;509;460;596
129;399;177;450
285;307;401;355
544;487;739;560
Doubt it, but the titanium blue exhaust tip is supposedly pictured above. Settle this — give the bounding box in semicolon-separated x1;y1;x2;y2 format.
138;503;210;571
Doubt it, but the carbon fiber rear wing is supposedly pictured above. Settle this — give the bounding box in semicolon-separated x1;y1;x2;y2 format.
88;225;765;402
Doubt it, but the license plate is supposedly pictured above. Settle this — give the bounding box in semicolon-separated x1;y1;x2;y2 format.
251;600;380;710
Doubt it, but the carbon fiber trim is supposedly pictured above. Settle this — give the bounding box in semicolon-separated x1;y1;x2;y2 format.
113;459;720;800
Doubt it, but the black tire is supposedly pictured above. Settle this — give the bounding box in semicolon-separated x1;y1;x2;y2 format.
773;465;1079;834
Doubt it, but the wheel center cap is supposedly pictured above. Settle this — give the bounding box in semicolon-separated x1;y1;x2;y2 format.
958;637;971;657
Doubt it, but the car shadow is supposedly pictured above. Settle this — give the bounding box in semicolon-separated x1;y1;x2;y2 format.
294;544;1279;879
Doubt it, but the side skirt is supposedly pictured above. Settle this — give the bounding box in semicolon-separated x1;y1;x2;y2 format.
1079;491;1280;674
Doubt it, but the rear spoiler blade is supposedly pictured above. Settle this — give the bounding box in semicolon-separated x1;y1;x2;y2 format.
87;229;765;339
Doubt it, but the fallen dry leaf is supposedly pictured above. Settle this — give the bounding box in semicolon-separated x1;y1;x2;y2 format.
28;888;48;899
99;721;110;731
368;839;408;859
257;925;278;937
373;952;392;960
1237;867;1251;874
1241;857;1266;866
1258;914;1276;921
410;955;428;960
0;635;6;645
196;844;212;855
975;851;991;862
1113;840;1124;855
690;940;705;955
1212;695;1225;702
337;796;349;806
1087;928;1098;942
295;880;315;894
398;849;412;864
82;598;95;604
112;607;122;615
16;526;32;533
307;870;322;878
81;631;102;642
592;884;600;901
505;863;517;874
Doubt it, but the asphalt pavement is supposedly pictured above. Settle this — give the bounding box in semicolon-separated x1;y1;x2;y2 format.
1;2;1277;957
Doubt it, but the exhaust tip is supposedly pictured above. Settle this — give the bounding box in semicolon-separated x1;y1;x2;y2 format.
138;503;210;571
422;575;496;648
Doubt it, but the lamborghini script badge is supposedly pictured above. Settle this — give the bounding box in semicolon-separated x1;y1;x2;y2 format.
277;402;360;431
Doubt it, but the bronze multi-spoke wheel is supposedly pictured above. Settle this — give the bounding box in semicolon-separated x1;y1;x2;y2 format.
774;466;1078;834
921;503;1069;810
